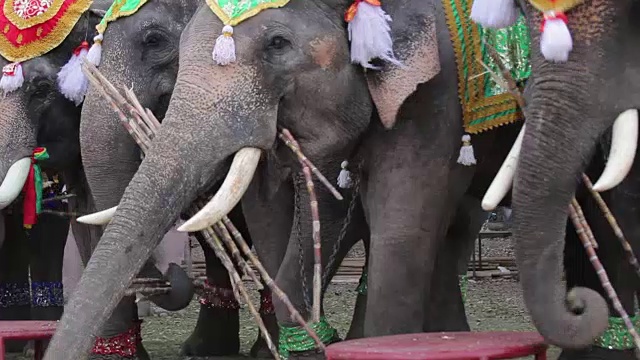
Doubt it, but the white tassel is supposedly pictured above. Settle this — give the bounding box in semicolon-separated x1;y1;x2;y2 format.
212;25;236;66
57;41;90;106
0;62;24;94
337;161;353;189
470;0;519;29
86;34;103;66
540;12;572;63
457;134;477;166
346;0;401;69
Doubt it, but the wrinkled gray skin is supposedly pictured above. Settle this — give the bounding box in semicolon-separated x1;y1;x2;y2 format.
0;3;193;358
44;0;523;358
509;0;640;349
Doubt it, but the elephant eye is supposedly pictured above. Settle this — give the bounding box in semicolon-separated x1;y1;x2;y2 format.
267;35;290;51
143;32;164;48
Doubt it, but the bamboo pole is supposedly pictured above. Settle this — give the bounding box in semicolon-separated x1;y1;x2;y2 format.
302;166;322;322
569;199;640;352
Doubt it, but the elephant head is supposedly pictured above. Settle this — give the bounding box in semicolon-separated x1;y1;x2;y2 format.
79;0;200;212
484;0;639;349
45;0;440;357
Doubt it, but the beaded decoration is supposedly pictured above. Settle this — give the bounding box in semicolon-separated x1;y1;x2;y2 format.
259;289;275;315
199;280;240;310
31;281;64;307
91;320;142;357
356;270;367;295
0;282;30;307
278;315;339;359
594;316;640;350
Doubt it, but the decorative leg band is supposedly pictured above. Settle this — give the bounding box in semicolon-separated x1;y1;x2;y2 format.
199;279;240;310
356;269;367;295
259;289;275;315
594;316;640;350
0;282;31;308
31;281;64;307
91;320;142;357
459;274;468;304
278;315;339;359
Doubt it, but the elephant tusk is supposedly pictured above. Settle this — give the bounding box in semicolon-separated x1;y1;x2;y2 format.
592;109;639;192
178;147;261;232
76;206;117;225
0;158;31;209
481;125;526;211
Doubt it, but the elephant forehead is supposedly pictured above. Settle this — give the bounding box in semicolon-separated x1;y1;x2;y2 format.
309;36;338;70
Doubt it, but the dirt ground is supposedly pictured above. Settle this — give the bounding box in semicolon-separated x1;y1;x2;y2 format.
8;236;563;359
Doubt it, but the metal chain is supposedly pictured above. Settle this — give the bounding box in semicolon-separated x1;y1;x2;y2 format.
322;163;362;289
293;173;312;312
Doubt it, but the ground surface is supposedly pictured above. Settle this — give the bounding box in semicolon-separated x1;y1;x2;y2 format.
8;236;563;359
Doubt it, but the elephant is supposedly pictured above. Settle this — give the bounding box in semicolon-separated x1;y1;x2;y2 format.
0;1;194;357
480;0;640;355
44;0;535;358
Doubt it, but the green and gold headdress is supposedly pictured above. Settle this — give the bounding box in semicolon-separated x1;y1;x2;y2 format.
57;0;149;104
205;0;290;65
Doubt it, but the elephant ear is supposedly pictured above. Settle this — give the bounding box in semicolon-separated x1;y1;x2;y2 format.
363;0;441;129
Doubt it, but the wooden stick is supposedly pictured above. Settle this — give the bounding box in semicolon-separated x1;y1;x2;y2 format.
581;174;640;279
124;287;170;297
221;216;327;351
569;199;640;352
302;166;322;323
211;221;263;289
131;278;169;285
42;193;76;203
278;128;343;201
570;196;598;249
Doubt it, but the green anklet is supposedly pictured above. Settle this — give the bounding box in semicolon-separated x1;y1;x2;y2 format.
594;315;640;350
278;316;339;359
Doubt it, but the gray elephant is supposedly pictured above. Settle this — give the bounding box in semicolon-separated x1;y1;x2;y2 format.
45;0;531;358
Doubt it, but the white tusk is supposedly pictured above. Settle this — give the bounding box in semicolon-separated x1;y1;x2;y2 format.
0;158;31;209
592;109;639;192
178;147;261;232
481;124;526;211
76;206;117;225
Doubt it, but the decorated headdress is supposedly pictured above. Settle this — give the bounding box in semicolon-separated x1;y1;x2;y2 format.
0;0;92;94
470;0;583;63
57;0;149;104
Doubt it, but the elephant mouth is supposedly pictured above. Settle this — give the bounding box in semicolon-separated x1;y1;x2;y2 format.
481;109;639;211
76;147;262;228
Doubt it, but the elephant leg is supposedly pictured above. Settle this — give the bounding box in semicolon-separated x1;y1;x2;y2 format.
242;175;294;358
345;236;370;340
0;212;31;352
558;178;636;360
181;230;240;357
424;195;484;332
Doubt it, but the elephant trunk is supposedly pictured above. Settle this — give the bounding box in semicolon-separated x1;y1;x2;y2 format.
512;72;610;348
44;69;275;358
0;92;36;209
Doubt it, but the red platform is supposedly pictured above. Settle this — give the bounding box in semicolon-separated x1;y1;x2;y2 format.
325;331;547;360
0;321;57;360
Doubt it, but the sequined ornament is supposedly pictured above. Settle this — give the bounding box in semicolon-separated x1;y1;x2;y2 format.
91;320;142;357
0;282;30;307
205;0;290;65
356;270;367;295
31;281;64;307
278;316;339;359
259;289;275;315
198;280;240;310
594;316;640;350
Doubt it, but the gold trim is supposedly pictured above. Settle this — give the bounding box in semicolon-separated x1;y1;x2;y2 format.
3;0;67;30
205;0;291;26
0;0;91;62
527;0;583;13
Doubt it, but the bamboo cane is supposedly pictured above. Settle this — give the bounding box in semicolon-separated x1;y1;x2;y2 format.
581;174;640;279
570;196;599;249
569;199;640;353
302;166;322;322
211;220;263;289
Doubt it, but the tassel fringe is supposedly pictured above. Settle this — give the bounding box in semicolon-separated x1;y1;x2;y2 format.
86;34;103;66
457;135;477;166
57;41;90;106
470;0;519;29
337;161;353;189
346;0;401;69
212;25;236;66
540;12;572;63
0;62;24;94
